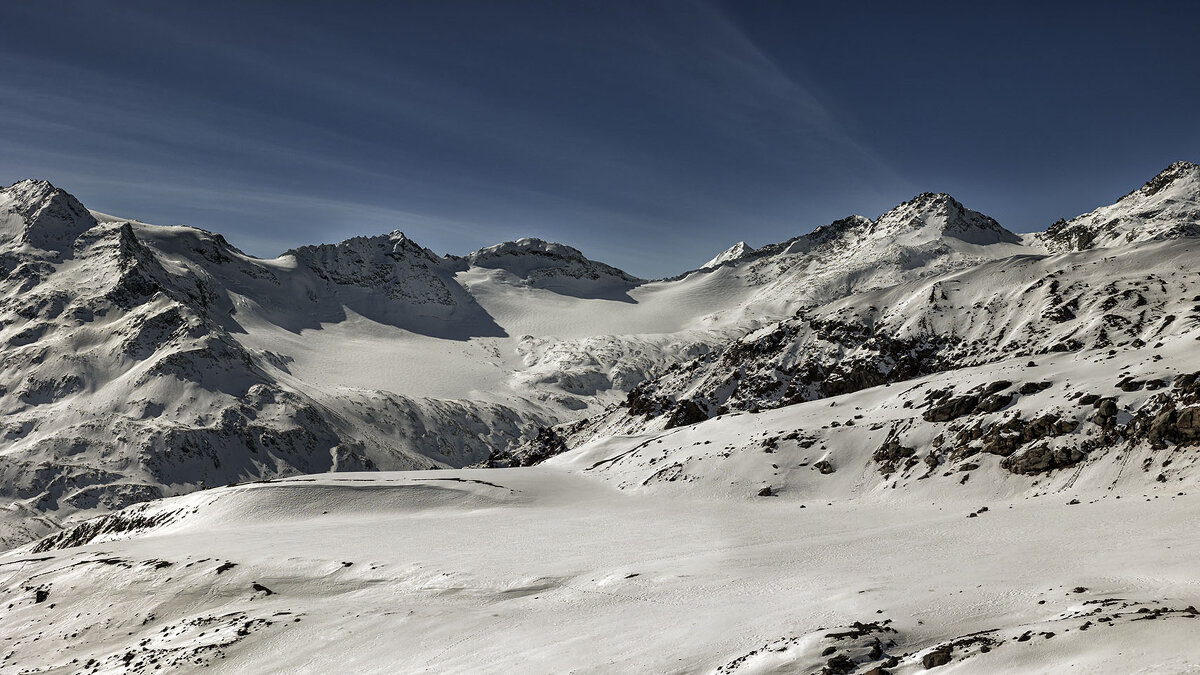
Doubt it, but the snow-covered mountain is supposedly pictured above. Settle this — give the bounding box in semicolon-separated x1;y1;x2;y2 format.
0;163;1193;546
0;183;560;546
702;241;755;268
664;192;1030;324
3;163;1200;672
1039;160;1200;252
561;236;1200;474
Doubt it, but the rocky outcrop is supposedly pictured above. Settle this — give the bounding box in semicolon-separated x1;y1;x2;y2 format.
287;231;458;305
471;426;569;468
466;238;643;285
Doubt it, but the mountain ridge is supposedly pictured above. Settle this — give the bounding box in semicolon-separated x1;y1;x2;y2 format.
1039;160;1200;253
0;161;1197;547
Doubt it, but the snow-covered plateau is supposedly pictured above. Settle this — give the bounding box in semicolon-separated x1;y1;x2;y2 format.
1;162;1200;673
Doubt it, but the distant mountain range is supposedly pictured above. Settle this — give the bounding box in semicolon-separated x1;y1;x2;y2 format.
1;161;1198;546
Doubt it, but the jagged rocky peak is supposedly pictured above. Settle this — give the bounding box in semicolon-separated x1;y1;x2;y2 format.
466;237;643;283
1138;160;1200;196
701;241;756;269
286;229;457;304
0;179;99;252
287;229;445;269
799;214;874;245
870;192;1019;245
750;195;1015;263
385;229;445;262
295;229;442;263
1041;160;1200;253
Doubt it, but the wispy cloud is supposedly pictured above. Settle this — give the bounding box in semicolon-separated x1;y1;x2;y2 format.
0;1;909;276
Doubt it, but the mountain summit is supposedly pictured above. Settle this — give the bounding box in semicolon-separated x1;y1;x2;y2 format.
737;192;1019;266
0;179;98;253
1040;160;1200;252
870;192;1021;245
702;241;756;269
464;237;642;285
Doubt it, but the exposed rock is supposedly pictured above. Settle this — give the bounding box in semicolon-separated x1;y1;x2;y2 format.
1093;398;1119;428
824;654;858;674
922;647;952;668
1019;381;1052;395
873;436;916;476
924;394;981;423
1001;443;1085;475
473;426;570;468
665;399;709;429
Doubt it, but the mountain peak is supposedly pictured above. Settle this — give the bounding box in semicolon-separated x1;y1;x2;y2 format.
1129;160;1200;199
289;229;443;265
908;191;959;206
1;179;98;253
727;197;1018;270
467;238;642;285
701;241;756;269
1041;160;1200;253
469;237;587;262
870;192;1018;245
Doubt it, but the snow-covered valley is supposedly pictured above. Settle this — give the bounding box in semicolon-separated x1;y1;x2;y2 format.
1;162;1199;672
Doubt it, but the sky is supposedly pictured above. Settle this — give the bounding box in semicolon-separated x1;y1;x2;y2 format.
1;1;1197;278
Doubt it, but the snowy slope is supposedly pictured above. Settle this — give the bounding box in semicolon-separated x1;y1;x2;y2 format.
2;458;1196;673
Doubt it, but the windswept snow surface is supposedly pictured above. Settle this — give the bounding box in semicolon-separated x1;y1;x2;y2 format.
2;423;1197;673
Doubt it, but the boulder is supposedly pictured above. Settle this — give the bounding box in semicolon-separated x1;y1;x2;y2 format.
922;647;952;668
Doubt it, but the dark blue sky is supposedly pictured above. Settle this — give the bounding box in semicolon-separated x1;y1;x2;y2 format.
2;1;1197;277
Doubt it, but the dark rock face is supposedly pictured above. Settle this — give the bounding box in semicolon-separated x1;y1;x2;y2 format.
824;654;858;674
979;415;1078;458
473;426;571;468
873;437;916;476
625;385;671;419
619;314;957;430
1142;404;1200;447
1094;398;1119;427
924;394;981;423
1119;375;1200;452
1001;443;1085;475
32;503;183;553
665;399;709;429
924;382;1015;423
